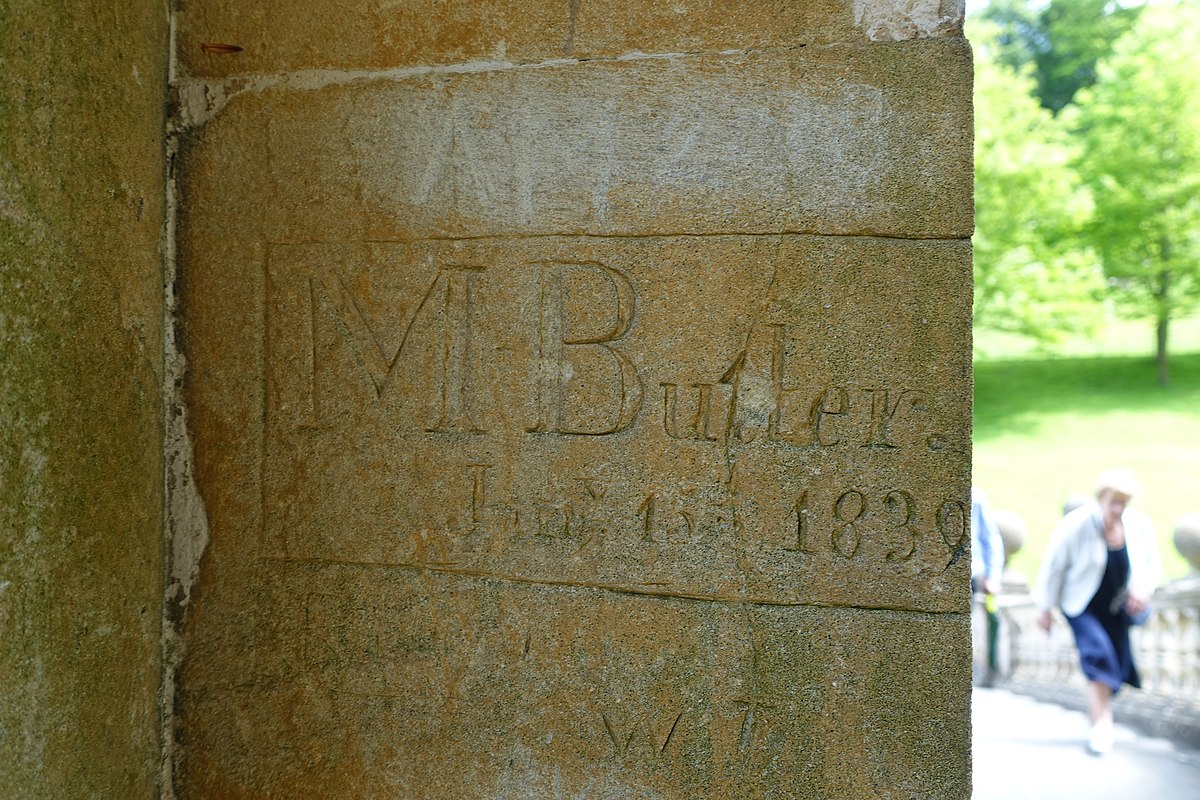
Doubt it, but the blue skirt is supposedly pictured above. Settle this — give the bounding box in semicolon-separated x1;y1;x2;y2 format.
1066;609;1140;693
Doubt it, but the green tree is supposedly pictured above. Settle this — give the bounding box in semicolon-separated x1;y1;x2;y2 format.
971;18;1103;346
982;0;1143;114
1071;0;1200;384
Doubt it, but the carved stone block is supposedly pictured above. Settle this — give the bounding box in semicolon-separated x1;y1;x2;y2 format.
176;23;972;799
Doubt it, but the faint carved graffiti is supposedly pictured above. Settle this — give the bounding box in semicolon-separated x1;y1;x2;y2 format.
410;527;452;565
302;593;436;672
733;697;777;754
601;708;684;758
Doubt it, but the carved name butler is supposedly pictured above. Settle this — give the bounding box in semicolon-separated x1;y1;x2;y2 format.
269;246;931;446
261;234;970;613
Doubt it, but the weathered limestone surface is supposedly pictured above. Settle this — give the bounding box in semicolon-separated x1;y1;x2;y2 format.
176;0;964;78
175;3;973;798
176;42;972;241
0;2;167;798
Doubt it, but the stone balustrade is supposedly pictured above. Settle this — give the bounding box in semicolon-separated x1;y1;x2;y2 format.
975;574;1200;748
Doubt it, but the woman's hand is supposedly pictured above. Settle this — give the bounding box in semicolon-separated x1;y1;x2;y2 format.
1037;609;1053;633
1125;591;1150;617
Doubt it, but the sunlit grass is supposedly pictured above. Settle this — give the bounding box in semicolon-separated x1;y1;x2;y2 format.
973;351;1200;584
975;311;1200;361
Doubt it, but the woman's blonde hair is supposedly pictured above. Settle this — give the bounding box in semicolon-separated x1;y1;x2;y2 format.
1094;468;1141;500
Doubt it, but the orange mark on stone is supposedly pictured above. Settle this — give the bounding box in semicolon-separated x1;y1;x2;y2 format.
200;42;244;54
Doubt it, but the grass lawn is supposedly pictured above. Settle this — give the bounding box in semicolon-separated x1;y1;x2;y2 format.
974;310;1200;361
973;351;1200;584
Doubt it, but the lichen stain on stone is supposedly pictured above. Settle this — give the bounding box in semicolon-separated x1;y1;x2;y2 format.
854;0;964;41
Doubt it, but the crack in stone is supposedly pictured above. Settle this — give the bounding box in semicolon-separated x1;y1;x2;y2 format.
259;231;973;247
258;556;965;616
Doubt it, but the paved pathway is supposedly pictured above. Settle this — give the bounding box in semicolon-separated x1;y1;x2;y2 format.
973;687;1200;799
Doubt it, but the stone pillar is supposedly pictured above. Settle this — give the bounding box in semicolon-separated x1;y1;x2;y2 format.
172;1;973;796
0;3;167;798
1176;513;1200;574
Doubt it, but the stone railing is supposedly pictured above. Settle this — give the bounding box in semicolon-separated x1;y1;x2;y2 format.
974;574;1200;749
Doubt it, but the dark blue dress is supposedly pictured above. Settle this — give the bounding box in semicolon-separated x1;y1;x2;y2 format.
1066;544;1140;692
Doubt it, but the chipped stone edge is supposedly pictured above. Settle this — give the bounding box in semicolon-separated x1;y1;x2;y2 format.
854;0;965;42
158;122;207;800
159;5;210;798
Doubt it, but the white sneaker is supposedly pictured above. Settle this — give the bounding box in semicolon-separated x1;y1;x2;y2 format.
1087;719;1114;755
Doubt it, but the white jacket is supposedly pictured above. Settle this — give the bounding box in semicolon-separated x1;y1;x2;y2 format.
1036;503;1162;618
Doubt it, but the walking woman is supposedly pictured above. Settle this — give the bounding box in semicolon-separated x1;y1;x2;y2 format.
1035;468;1162;754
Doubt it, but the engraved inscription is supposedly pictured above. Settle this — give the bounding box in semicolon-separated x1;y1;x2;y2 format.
303;593;427;668
937;499;969;567
660;328;930;450
466;463;492;525
430;267;487;433
660;382;720;441
733;697;777;755
785;492;811;553
577;476;607;501
811;387;851;447
882;489;918;563
783;488;966;563
863;388;926;449
267;248;486;433
261;237;968;611
269;244;945;451
451;464;962;572
636;491;699;546
601;708;684;758
529;262;644;435
832;490;866;559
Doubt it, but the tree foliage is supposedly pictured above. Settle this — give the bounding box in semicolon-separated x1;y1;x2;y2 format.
981;0;1143;114
971;18;1104;345
1070;0;1200;383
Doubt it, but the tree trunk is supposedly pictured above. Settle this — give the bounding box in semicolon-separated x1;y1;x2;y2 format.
1155;264;1172;386
1156;313;1169;386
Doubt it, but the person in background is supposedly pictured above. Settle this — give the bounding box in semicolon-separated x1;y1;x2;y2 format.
972;487;1005;596
972;488;1005;684
1035;468;1162;755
